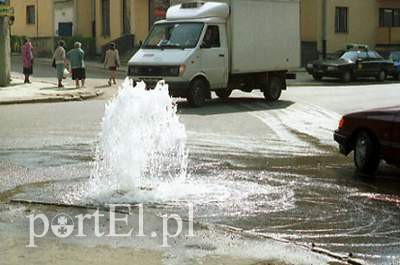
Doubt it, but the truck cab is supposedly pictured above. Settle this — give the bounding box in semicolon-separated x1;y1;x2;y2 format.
128;1;300;107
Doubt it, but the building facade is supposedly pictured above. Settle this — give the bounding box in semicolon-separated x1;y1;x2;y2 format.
301;0;400;63
9;0;400;59
9;0;170;54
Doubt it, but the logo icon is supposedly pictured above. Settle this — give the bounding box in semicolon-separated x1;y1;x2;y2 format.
51;214;74;238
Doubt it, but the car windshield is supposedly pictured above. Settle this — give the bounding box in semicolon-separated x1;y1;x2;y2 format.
142;22;204;49
389;52;400;62
340;51;368;61
340;51;361;61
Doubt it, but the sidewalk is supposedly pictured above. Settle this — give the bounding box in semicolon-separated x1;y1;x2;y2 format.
13;54;129;74
0;74;103;105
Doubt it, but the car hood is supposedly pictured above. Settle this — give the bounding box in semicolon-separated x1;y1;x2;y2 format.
310;58;350;67
128;48;193;65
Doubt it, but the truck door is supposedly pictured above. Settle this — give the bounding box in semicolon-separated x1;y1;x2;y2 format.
200;25;228;89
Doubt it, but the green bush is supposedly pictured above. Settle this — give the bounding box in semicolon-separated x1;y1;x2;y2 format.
10;35;25;53
54;36;96;59
11;36;97;59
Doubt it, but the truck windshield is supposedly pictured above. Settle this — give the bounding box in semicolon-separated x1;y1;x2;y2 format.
143;23;204;49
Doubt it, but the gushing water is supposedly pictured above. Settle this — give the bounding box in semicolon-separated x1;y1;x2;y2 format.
89;79;187;195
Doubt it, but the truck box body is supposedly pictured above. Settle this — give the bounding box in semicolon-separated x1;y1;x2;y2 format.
227;0;300;74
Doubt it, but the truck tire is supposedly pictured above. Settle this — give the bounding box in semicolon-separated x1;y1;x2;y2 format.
396;72;400;81
353;131;380;175
376;70;386;82
215;88;232;99
187;78;207;107
264;76;282;101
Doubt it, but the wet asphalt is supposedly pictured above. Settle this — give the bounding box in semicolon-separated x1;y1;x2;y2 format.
1;60;400;264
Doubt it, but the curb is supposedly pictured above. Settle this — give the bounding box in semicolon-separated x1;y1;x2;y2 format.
0;89;104;105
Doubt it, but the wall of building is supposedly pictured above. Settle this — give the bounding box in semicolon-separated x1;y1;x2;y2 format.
75;0;94;37
300;0;320;42
325;0;377;53
10;0;54;37
301;0;400;55
132;0;149;44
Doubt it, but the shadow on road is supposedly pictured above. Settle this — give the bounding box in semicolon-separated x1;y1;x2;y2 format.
178;97;295;115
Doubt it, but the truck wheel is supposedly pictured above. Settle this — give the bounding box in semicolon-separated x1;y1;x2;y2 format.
396;72;400;81
187;79;207;107
353;131;380;175
342;71;352;83
215;88;232;99
264;76;282;101
376;70;386;82
312;74;322;81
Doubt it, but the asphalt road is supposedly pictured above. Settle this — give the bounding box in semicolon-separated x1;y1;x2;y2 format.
2;58;400;264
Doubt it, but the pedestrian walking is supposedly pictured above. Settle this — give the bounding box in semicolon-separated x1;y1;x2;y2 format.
104;43;120;86
22;38;34;84
53;40;67;88
67;42;86;89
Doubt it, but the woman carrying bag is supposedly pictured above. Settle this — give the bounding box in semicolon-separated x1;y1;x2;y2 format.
53;40;67;88
104;43;120;86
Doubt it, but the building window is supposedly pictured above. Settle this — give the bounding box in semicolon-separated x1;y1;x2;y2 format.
101;0;110;36
26;5;35;25
380;8;400;27
335;7;348;33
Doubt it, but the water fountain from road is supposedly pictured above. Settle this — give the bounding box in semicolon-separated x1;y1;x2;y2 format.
89;79;188;197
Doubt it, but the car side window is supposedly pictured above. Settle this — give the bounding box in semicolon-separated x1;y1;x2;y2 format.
367;51;383;61
202;26;220;48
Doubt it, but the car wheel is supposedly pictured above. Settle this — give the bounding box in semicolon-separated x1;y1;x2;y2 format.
187;78;207;107
376;70;386;82
215;88;232;99
342;71;352;83
353;131;380;175
264;76;283;101
312;74;322;81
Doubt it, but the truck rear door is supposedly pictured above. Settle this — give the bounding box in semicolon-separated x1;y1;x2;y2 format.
200;25;228;89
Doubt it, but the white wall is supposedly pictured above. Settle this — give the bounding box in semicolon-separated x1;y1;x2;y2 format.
54;0;74;36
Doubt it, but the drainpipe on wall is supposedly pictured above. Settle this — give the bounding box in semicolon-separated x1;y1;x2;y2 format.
322;0;327;59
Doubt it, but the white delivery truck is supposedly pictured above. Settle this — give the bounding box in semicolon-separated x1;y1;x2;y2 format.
128;1;300;107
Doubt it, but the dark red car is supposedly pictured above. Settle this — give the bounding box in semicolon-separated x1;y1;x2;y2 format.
334;106;400;175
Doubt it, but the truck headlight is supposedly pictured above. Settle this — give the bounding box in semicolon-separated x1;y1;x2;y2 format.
179;64;186;76
307;63;313;69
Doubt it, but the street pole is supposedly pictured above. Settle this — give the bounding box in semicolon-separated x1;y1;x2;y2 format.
322;0;327;59
0;15;11;87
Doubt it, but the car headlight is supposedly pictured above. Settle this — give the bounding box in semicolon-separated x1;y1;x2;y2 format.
327;66;337;71
179;64;186;76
